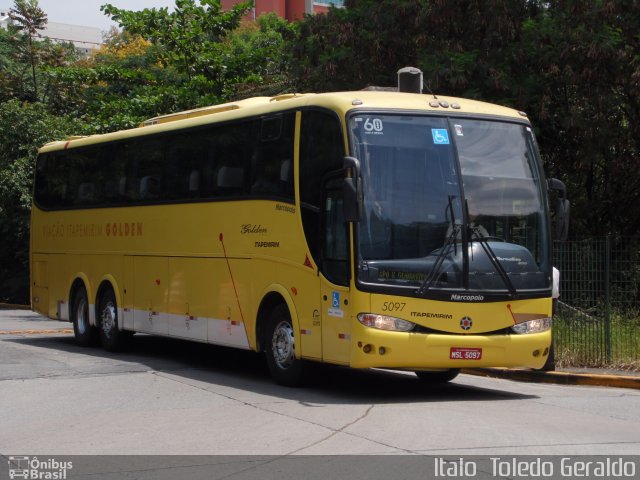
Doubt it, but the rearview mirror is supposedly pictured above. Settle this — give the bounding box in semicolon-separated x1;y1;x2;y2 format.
343;156;362;223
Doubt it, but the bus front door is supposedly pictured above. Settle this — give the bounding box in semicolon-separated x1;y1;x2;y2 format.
320;176;352;365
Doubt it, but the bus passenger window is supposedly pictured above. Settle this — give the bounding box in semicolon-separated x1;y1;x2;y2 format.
188;170;201;195
140;176;160;199
77;183;96;203
251;158;287;195
217;166;245;194
251;113;295;199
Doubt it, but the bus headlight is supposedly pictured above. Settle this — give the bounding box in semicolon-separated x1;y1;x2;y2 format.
511;318;551;334
357;313;415;332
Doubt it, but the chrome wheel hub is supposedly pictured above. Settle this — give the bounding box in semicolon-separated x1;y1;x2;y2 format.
271;321;295;370
101;301;117;338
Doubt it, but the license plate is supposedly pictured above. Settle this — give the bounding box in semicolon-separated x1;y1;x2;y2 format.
450;347;482;360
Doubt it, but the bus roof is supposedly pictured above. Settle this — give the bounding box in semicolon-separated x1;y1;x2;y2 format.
38;91;528;153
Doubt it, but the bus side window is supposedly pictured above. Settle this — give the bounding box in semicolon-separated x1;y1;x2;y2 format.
200;140;217;197
77;182;96;203
300;110;345;266
140;175;160;199
35;153;69;209
209;120;255;197
251;113;295;199
164;131;207;199
132;138;165;202
67;147;104;207
216;166;245;193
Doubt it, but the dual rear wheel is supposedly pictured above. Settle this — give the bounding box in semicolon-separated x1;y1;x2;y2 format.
71;285;98;347
71;285;129;352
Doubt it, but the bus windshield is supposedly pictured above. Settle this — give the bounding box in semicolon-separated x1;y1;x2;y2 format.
350;114;551;296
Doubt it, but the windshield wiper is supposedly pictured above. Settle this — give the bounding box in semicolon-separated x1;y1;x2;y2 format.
418;195;459;295
470;226;518;296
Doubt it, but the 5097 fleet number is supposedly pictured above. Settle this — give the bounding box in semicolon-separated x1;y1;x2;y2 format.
381;302;406;312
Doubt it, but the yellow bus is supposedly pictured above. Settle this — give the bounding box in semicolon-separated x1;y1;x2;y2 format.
31;78;566;385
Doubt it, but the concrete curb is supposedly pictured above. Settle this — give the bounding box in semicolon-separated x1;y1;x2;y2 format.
0;329;73;335
0;303;31;310
462;368;640;390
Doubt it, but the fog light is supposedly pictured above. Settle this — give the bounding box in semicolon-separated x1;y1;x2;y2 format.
379;346;386;355
533;349;540;357
543;347;549;356
363;344;372;353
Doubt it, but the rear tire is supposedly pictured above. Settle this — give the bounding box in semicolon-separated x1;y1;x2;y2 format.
415;369;460;384
264;304;305;386
71;285;98;347
97;287;129;352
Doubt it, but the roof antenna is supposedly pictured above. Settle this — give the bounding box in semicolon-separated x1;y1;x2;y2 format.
424;83;438;100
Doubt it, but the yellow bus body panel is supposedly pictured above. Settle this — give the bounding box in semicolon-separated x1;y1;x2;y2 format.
31;91;551;371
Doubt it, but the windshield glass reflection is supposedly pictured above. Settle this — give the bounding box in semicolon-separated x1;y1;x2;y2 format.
350;114;550;295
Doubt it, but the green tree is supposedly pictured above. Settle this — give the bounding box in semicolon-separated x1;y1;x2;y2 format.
101;0;252;80
289;0;429;92
218;13;296;98
0;100;79;303
289;0;640;236
45;28;225;133
513;1;640;235
8;0;47;100
46;4;293;134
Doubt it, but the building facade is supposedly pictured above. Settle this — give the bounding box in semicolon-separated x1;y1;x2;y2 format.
221;0;344;22
0;6;101;55
0;7;9;29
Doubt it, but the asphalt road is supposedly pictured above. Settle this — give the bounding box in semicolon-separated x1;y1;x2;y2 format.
1;309;640;458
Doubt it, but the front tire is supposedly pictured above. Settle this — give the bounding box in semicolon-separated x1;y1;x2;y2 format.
71;285;98;347
264;304;304;386
415;369;460;384
97;287;128;352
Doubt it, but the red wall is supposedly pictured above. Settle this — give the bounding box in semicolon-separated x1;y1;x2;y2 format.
256;0;286;18
222;0;331;22
312;4;330;15
285;0;307;21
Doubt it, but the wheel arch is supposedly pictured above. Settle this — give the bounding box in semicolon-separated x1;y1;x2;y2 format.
255;285;299;355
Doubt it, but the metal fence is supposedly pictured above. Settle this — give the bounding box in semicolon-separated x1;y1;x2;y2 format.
552;237;640;368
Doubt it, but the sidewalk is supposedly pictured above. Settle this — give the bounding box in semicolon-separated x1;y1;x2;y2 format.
463;367;640;390
0;306;73;334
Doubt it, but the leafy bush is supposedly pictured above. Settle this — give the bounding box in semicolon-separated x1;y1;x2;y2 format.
0;100;79;303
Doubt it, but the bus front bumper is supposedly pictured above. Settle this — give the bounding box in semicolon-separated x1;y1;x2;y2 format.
349;323;552;370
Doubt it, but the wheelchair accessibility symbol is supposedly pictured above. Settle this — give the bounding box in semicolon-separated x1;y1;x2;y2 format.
432;129;450;145
332;291;340;308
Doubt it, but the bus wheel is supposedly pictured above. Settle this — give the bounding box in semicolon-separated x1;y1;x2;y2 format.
414;369;460;384
264;304;304;386
97;288;128;352
71;285;98;347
